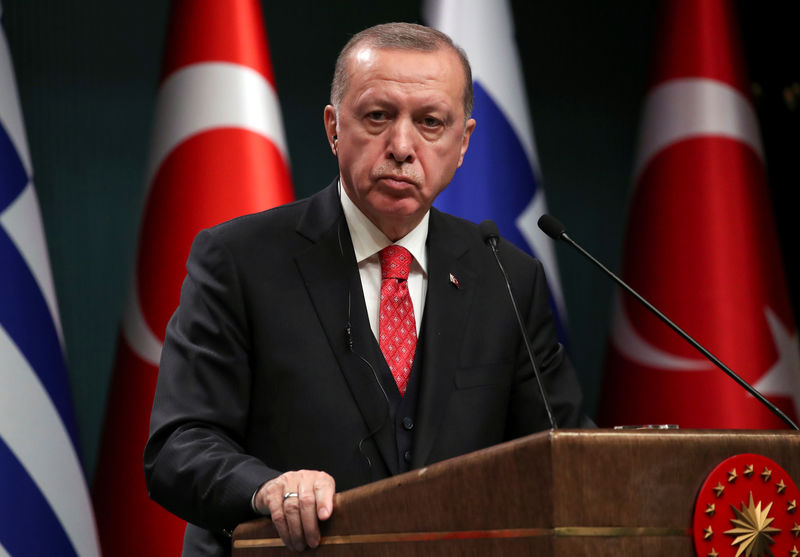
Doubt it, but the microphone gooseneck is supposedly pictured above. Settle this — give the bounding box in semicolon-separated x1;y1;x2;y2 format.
537;213;799;430
480;220;557;430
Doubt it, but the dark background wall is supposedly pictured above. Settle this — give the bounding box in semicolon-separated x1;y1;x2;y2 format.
2;1;796;480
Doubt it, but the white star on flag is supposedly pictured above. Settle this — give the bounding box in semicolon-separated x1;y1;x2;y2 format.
754;307;800;419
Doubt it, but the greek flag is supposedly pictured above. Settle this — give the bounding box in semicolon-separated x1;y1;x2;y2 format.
426;0;568;341
0;9;100;555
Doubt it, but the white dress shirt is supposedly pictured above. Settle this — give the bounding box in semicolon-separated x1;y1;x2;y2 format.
339;182;429;340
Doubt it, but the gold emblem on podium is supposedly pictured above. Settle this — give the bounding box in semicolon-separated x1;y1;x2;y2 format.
693;454;800;557
723;492;780;555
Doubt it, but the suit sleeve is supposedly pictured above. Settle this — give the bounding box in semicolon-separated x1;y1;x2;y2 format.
144;228;277;533
505;253;593;437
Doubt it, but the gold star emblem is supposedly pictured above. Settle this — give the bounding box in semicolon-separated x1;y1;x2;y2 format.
792;522;800;538
728;468;738;483
744;464;754;478
724;492;781;557
704;525;714;540
707;549;719;557
706;503;716;517
714;482;726;498
789;500;797;514
761;467;772;482
791;546;799;557
776;479;787;494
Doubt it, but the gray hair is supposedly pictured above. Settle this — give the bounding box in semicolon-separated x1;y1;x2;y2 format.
330;22;474;118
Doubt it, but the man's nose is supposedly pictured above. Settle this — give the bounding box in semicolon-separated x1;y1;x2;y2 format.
387;119;415;163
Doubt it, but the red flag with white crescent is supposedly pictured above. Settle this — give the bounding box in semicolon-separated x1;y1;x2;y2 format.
92;1;294;553
599;0;799;429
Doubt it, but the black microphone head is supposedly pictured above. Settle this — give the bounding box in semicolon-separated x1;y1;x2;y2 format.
479;220;500;245
537;214;566;240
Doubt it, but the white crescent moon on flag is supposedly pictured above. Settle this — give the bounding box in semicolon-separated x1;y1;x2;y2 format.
122;61;289;365
610;295;712;370
121;283;163;366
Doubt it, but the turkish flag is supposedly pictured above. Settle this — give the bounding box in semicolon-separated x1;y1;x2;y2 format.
598;0;799;429
92;1;294;554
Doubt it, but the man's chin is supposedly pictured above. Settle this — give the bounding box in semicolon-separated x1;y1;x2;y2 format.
373;199;423;220
366;201;428;238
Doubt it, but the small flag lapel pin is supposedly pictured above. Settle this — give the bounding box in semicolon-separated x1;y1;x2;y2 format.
449;273;460;288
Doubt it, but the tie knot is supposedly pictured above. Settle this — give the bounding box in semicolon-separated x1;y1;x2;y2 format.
379;245;412;280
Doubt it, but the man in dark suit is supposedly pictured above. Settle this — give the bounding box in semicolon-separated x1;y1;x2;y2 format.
145;22;589;555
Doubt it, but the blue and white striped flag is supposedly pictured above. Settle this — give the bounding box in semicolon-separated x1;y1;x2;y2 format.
0;7;100;556
425;0;568;341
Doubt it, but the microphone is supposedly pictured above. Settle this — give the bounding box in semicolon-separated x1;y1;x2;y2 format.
480;220;557;430
538;213;799;430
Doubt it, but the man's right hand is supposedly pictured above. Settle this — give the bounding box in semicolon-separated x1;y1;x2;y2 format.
253;470;336;552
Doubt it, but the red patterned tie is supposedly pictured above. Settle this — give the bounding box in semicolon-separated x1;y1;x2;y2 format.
378;245;417;396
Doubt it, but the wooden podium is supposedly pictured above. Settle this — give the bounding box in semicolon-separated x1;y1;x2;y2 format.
232;429;800;556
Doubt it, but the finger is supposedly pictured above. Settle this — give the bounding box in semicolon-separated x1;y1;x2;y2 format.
264;481;292;548
261;478;285;515
282;489;306;552
298;484;322;548
314;476;336;521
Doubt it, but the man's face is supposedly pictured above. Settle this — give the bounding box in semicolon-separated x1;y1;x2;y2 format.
324;46;475;240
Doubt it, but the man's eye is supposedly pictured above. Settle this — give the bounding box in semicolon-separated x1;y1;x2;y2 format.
422;117;442;128
367;111;386;121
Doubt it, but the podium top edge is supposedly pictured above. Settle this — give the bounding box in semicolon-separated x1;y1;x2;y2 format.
549;428;800;437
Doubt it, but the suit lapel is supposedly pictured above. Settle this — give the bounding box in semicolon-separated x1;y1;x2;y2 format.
294;183;398;475
412;211;476;467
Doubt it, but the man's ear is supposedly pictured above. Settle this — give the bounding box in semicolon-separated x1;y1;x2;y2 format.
457;118;476;167
323;105;338;156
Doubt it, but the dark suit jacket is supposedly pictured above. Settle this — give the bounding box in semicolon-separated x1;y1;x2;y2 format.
144;181;588;556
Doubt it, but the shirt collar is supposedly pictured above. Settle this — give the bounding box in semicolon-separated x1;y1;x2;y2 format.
339;180;429;273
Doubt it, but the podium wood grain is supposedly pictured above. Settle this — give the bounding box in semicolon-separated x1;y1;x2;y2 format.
232;429;800;556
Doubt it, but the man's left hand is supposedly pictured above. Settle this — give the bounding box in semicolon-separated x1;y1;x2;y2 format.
254;469;335;552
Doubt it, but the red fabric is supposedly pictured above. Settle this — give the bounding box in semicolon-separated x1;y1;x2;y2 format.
92;343;186;556
649;0;749;94
598;0;799;429
138;129;292;340
161;0;275;84
378;246;417;396
92;1;294;554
